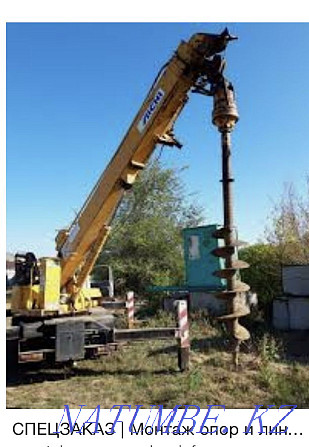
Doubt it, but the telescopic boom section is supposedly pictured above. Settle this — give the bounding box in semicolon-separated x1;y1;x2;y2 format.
56;29;236;291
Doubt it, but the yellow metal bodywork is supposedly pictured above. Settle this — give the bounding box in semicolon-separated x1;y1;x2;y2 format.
73;287;102;310
11;284;40;311
39;257;61;312
11;257;103;316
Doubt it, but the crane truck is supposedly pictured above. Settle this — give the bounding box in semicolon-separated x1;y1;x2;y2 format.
7;28;250;372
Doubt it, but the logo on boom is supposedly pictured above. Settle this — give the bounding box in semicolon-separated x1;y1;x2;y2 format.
137;88;165;133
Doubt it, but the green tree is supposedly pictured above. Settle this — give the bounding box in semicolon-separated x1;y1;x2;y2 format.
96;159;204;294
265;177;309;263
239;243;282;305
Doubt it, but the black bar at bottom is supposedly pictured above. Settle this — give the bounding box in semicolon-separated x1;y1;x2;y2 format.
114;327;176;341
101;301;126;309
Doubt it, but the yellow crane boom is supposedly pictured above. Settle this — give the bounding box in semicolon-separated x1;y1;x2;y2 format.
56;29;236;293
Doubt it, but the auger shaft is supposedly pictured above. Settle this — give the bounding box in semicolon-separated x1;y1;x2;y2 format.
211;77;250;367
222;132;234;232
221;132;236;297
221;129;240;364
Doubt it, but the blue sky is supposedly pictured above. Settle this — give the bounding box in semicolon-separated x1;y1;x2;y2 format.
6;22;309;256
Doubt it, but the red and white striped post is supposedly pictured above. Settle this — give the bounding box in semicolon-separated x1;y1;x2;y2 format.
126;291;135;329
175;299;190;371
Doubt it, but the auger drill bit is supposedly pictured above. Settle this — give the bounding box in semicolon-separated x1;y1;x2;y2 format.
211;77;250;368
